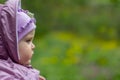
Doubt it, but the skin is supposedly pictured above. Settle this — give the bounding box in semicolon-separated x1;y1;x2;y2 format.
39;76;46;80
18;30;46;80
18;30;35;66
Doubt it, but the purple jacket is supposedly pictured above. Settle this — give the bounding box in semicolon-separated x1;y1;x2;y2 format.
0;0;40;79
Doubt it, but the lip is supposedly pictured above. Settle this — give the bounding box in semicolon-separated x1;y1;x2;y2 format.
32;51;34;54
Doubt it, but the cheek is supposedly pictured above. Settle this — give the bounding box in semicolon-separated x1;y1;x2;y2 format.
19;45;26;54
19;45;30;57
19;46;31;56
19;45;33;65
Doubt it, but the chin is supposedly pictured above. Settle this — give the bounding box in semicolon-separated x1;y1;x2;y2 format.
24;60;31;66
28;60;31;64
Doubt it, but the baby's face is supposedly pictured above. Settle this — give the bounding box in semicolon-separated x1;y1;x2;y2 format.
18;30;35;66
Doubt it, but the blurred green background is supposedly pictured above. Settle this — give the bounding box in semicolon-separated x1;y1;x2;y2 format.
1;0;120;80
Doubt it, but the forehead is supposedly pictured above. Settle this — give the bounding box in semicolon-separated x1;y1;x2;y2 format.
22;30;35;39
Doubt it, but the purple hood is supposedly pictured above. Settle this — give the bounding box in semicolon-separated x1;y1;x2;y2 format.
0;0;19;63
0;0;40;79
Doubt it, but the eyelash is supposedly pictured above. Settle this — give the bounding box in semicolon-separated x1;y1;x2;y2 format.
26;39;32;43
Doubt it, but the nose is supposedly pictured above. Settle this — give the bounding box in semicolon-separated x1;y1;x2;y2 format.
31;43;35;50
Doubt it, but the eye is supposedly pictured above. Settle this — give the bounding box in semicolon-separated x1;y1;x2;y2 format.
26;39;32;43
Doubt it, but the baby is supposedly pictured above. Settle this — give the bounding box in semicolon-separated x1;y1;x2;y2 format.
0;0;45;80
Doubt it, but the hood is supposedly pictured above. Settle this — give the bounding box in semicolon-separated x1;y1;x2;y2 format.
0;0;20;63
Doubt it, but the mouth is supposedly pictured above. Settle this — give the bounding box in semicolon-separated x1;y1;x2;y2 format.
32;51;34;54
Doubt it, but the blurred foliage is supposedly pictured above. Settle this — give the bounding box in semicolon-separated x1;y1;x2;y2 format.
1;0;120;80
0;0;4;3
21;0;120;41
32;32;120;80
